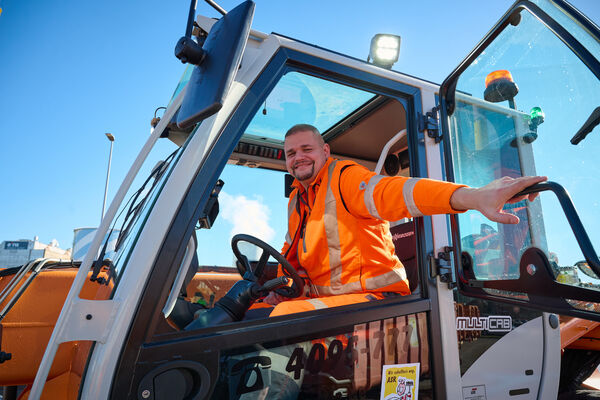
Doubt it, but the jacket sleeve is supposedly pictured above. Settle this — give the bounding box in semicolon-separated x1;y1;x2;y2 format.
339;164;468;221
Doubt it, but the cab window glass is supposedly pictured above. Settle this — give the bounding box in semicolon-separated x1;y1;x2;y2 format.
447;9;600;295
245;71;375;140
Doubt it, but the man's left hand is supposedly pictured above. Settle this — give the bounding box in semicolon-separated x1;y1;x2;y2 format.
450;175;548;224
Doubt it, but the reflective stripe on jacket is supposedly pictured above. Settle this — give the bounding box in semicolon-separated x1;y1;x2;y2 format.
281;157;465;297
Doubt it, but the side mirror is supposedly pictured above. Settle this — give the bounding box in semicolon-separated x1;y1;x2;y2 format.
575;260;599;280
176;1;255;129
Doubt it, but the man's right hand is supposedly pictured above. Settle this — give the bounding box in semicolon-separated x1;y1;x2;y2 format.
450;175;548;224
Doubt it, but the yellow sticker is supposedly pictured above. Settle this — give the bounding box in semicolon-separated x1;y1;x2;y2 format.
380;363;420;400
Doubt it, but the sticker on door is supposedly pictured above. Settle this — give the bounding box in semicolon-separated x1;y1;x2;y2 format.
380;363;420;400
462;384;487;400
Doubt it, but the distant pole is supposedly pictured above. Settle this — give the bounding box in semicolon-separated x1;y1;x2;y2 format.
101;133;115;221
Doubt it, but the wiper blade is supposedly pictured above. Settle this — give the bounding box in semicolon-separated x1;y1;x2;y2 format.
90;149;179;285
571;106;600;145
115;149;178;250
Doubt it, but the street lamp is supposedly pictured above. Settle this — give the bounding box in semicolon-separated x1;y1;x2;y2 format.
101;133;115;221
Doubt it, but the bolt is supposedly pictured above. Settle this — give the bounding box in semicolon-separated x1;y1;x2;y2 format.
141;389;151;399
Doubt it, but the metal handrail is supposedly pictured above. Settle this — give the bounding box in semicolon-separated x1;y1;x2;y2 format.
0;259;77;322
0;259;43;308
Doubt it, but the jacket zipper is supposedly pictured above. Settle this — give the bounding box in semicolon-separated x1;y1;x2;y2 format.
300;211;307;253
298;190;312;254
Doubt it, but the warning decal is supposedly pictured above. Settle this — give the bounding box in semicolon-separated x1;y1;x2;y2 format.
462;384;487;400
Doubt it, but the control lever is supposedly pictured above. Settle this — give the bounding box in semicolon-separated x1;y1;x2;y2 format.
250;276;290;298
260;276;290;292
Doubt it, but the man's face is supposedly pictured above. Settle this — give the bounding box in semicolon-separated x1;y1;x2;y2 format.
284;130;330;187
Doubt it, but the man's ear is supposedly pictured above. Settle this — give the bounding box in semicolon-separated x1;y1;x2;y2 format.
323;143;331;157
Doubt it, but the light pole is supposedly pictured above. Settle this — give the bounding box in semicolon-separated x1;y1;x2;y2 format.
101;133;115;222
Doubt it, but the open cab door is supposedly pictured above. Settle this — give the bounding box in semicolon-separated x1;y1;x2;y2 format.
439;0;600;322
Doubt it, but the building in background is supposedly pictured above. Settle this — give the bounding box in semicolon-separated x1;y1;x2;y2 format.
72;228;119;262
0;237;71;268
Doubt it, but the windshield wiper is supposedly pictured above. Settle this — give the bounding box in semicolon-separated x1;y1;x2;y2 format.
115;149;178;250
90;148;179;285
571;106;600;145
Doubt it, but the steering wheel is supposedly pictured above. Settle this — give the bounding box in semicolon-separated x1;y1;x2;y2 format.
231;234;304;298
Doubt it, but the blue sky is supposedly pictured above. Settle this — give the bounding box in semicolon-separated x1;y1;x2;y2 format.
1;0;599;252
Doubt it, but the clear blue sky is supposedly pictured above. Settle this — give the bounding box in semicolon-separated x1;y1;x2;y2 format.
1;0;599;250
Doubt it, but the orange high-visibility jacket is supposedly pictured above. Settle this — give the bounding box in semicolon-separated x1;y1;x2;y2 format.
281;157;465;297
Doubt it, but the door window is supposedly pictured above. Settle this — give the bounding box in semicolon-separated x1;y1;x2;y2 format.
445;6;600;305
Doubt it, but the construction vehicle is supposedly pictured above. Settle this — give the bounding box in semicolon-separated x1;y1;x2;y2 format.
1;0;599;398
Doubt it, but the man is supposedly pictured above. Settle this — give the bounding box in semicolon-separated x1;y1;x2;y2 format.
264;124;546;316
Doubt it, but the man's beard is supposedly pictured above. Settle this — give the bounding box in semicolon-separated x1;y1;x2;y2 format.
292;162;314;181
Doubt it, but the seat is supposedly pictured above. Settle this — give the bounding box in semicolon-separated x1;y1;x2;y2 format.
389;220;418;293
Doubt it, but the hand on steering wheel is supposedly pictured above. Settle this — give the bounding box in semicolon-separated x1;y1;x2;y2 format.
231;234;304;298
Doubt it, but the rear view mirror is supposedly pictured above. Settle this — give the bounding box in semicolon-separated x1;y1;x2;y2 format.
576;260;599;280
176;1;255;129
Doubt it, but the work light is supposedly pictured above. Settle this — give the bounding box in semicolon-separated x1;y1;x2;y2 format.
369;34;401;69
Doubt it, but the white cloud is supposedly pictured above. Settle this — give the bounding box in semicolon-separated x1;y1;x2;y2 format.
219;191;275;244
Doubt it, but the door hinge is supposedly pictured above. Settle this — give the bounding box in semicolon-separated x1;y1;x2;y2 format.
429;246;456;289
418;105;442;143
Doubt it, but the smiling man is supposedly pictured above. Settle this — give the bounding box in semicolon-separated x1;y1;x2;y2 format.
264;123;546;315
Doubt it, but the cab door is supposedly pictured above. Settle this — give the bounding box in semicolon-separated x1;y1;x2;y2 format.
435;2;600;398
439;0;600;323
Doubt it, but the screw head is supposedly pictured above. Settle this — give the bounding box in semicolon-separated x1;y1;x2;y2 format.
141;389;151;399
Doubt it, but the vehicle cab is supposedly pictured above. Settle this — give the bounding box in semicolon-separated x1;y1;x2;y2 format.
1;0;600;399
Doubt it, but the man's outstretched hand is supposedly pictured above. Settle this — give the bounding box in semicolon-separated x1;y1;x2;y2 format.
450;176;548;224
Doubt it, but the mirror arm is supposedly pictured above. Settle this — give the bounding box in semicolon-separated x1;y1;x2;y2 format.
185;0;199;38
205;0;227;16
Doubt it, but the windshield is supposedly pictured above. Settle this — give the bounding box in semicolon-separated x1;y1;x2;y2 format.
447;6;600;299
245;71;375;140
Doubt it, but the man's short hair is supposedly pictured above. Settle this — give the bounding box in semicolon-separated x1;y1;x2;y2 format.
285;124;324;146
